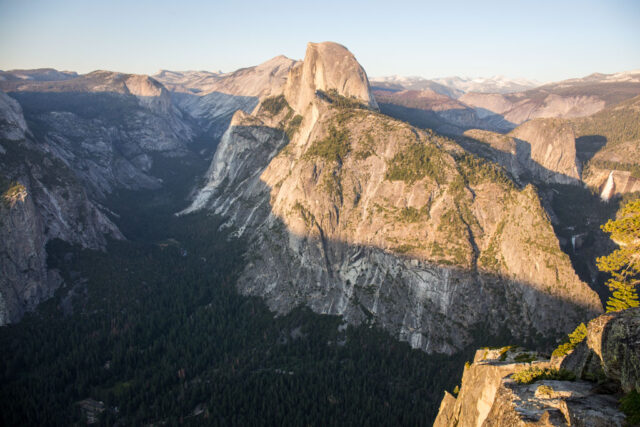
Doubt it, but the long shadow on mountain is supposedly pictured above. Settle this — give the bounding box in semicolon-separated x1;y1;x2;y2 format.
457;132;620;304
457;132;582;186
575;134;608;164
378;102;465;136
377;102;516;137
8;90;220;200
10;91;145;121
195;124;602;356
538;183;623;303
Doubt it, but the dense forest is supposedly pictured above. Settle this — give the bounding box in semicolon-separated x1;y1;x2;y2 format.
0;153;472;426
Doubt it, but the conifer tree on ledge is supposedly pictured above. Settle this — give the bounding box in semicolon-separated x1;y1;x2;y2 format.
597;199;640;312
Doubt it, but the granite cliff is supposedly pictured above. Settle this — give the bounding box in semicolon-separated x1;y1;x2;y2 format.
0;69;211;324
462;118;581;185
186;42;601;354
0;92;121;324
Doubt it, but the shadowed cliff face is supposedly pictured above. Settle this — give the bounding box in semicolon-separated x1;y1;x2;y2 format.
373;89;515;136
0;62;301;325
0;92;121;324
0;70;226;325
3;70;199;199
461;118;582;186
187;45;603;354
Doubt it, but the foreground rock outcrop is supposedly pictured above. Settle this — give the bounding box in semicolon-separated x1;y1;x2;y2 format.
435;309;640;426
559;308;640;395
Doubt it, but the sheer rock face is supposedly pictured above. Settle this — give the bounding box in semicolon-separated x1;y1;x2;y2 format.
434;347;626;427
0;96;121;325
585;169;640;201
433;392;458;427
0;70;200;324
284;42;378;114
0;92;28;141
509;118;581;184
2;71;196;198
187;43;601;354
462;118;581;185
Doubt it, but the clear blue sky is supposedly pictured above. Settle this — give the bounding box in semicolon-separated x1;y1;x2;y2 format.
1;0;639;82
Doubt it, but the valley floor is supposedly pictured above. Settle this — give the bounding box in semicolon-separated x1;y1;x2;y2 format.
1;156;473;426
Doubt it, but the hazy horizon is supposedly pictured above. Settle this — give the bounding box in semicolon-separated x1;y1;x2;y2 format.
1;0;639;82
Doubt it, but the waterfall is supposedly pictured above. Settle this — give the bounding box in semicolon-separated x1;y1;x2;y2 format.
600;171;615;201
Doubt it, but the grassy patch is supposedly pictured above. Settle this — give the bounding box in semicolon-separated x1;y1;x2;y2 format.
292;201;316;228
512;367;575;384
552;323;587;357
398;205;429;223
536;385;554;397
455;152;513;188
306;125;350;164
620;390;640;426
2;182;27;207
355;132;376;160
261;95;288;115
317;89;370;110
514;353;537;363
498;346;515;361
285;114;303;140
392;244;418;254
385;143;444;184
322;171;343;200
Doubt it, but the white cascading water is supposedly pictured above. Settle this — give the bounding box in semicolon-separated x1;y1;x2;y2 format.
600;171;615;201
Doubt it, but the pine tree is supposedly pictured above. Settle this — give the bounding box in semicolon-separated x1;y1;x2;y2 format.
597;199;640;312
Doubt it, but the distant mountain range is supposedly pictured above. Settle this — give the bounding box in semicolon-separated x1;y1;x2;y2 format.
370;74;541;97
370;69;640;135
371;69;640;98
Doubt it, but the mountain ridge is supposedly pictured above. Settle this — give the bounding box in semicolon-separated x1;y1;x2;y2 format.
184;41;602;354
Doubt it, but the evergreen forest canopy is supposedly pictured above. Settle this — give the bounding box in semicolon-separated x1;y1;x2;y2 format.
0;153;472;426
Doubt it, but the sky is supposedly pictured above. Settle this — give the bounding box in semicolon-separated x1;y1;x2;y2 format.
1;0;639;82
